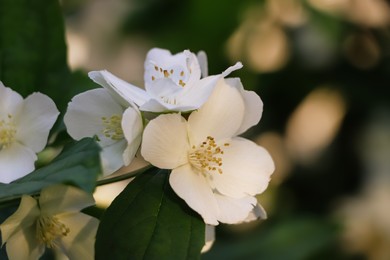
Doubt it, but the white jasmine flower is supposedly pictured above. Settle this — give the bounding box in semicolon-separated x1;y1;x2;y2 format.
88;48;242;113
0;184;99;260
64;88;143;175
141;78;274;225
0;82;59;183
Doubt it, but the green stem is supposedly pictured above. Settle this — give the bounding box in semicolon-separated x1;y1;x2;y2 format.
96;165;152;186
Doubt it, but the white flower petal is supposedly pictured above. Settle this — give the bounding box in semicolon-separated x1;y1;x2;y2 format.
39;185;95;216
214;194;256;224
212;137;274;198
221;62;243;78
179;75;220;110
139;99;172;112
145;49;201;88
0;195;39;245
0;81;23;118
142;78;190;112
0;143;37;183
16;92;59;153
201;225;215;253
122;145;137;167
244;203;267;222
144;48;172;66
57;213;99;260
5;226;44;260
64;88;124;146
226;78;264;135
169;164;219;225
188;79;245;145
140;98;197;113
89;70;149;107
145;78;182;99
183;50;202;87
179;62;243;112
100;140;128;175
121;107;143;166
197;51;208;78
141;114;189;169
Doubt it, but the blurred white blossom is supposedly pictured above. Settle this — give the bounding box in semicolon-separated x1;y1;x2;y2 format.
0;185;99;260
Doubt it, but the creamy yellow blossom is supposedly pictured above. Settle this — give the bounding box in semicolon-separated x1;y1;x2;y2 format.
0;185;99;260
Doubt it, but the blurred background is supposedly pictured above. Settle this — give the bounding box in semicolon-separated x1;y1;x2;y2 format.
61;0;390;259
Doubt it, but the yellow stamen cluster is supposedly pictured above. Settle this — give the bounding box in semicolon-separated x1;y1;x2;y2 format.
189;136;229;175
0;115;16;150
36;216;70;248
101;115;124;140
152;65;187;87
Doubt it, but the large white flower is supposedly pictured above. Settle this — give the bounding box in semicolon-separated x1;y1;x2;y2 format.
0;184;99;260
88;48;242;113
0;82;59;183
141;78;274;225
64;88;143;175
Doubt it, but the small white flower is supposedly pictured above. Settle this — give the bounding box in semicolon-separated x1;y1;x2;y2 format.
64;88;143;175
88;48;242;113
0;82;59;183
0;184;99;260
141;78;274;225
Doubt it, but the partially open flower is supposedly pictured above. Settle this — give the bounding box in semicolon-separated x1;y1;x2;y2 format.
0;82;59;183
89;48;242;113
0;184;99;260
64;88;143;175
141;78;274;225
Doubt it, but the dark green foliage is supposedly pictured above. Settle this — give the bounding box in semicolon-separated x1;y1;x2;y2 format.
0;0;71;110
96;167;205;260
203;217;340;260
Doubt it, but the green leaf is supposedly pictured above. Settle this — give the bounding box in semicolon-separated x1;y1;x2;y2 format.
0;0;71;110
0;138;101;202
96;167;205;260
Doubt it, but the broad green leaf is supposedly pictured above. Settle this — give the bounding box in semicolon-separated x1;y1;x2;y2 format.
0;138;101;202
0;0;71;110
96;167;205;260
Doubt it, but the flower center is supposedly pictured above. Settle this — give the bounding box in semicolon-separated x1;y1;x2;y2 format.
189;136;230;175
151;65;189;87
101;115;124;141
0;115;17;150
36;215;70;248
